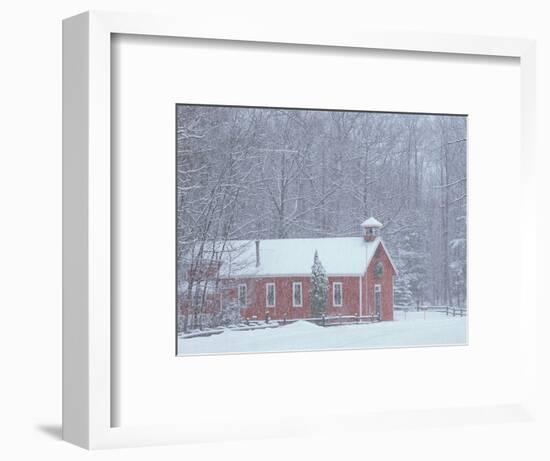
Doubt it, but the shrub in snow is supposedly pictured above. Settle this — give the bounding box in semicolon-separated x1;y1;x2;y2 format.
215;301;242;327
177;314;187;334
309;250;328;317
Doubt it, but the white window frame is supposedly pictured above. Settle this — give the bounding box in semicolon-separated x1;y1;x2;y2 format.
332;282;343;307
237;283;247;307
292;282;303;307
265;282;276;308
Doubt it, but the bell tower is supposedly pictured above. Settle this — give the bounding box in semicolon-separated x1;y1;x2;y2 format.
361;217;383;242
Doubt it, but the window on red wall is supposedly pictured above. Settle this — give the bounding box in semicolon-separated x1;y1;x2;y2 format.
333;282;343;307
238;284;247;307
292;282;302;307
266;283;275;308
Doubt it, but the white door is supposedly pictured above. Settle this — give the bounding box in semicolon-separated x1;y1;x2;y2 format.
374;284;382;318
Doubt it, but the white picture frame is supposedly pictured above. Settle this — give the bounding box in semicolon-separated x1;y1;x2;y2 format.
62;10;537;449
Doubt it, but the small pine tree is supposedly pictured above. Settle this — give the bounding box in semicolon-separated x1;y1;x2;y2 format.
310;250;328;317
393;274;415;307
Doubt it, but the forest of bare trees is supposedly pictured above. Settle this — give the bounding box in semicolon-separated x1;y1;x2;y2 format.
177;104;467;330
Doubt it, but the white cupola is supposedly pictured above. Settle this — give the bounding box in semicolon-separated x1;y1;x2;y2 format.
360;217;383;242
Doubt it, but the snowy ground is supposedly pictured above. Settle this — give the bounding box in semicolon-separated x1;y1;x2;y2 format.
177;311;468;356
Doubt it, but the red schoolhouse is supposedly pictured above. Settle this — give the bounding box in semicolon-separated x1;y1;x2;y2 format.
220;218;397;321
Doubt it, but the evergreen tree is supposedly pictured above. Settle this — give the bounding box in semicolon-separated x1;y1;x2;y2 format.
387;211;429;306
449;217;466;307
393;274;415;307
310;250;328;317
398;230;428;305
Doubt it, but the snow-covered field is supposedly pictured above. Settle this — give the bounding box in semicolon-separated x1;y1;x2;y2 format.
177;311;468;356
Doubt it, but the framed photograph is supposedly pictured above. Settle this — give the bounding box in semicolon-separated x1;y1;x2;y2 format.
175;104;468;356
63;11;537;449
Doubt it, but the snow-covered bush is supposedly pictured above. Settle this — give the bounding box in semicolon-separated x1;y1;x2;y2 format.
214;301;242;327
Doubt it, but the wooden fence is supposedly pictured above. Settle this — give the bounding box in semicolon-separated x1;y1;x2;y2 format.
394;305;468;317
180;313;381;339
180;321;280;339
282;313;380;327
181;305;471;339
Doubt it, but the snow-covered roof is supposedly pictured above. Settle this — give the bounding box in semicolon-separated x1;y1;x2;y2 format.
215;236;393;278
360;217;383;228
